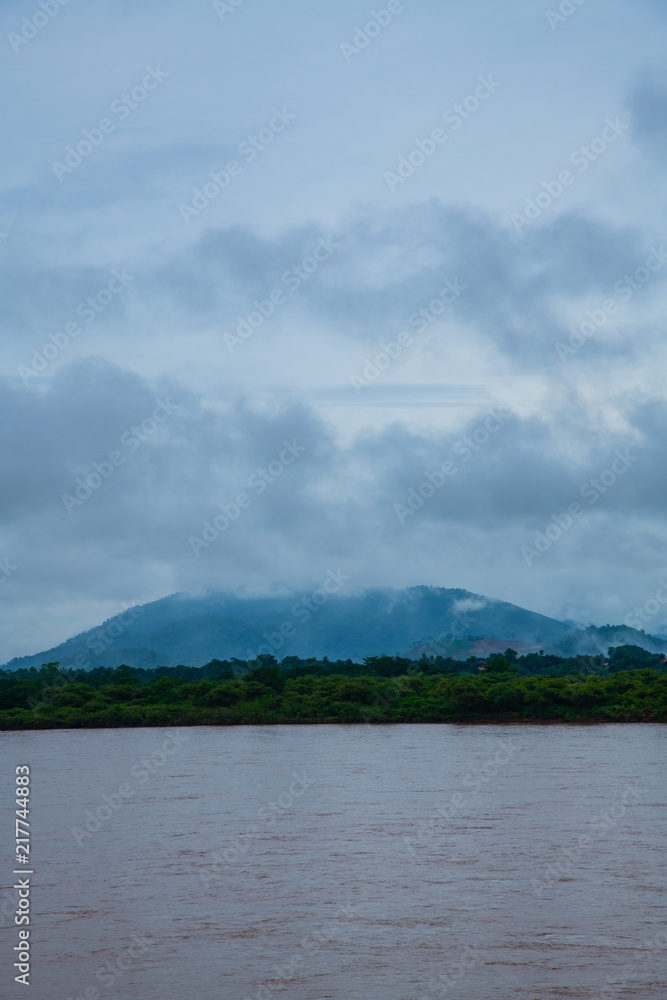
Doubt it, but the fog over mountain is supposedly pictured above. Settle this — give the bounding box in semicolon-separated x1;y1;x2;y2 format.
2;1;667;659
3;586;666;671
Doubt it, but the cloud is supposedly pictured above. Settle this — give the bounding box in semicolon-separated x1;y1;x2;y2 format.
630;70;667;157
2;353;667;659
3;0;667;659
452;597;488;615
3;201;663;388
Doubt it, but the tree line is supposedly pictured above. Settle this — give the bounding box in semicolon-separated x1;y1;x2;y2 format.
0;644;665;728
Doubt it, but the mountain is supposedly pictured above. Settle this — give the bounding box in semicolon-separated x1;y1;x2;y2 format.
2;586;666;671
549;624;667;658
406;625;667;661
406;637;547;660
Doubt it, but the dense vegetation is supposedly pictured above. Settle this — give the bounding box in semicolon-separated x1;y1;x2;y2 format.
0;645;665;728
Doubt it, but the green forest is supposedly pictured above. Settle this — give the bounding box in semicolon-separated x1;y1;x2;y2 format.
1;644;666;728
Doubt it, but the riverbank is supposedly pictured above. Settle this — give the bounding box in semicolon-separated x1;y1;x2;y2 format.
1;667;665;729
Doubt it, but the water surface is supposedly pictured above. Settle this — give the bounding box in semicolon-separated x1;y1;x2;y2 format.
1;724;665;999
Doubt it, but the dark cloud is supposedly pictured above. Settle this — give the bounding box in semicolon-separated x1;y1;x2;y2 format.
2;0;667;657
2;202;661;373
1;358;666;648
630;70;667;158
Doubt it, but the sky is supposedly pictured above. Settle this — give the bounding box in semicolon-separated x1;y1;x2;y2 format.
2;0;667;659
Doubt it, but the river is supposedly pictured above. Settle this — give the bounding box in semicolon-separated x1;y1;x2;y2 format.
1;723;665;998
